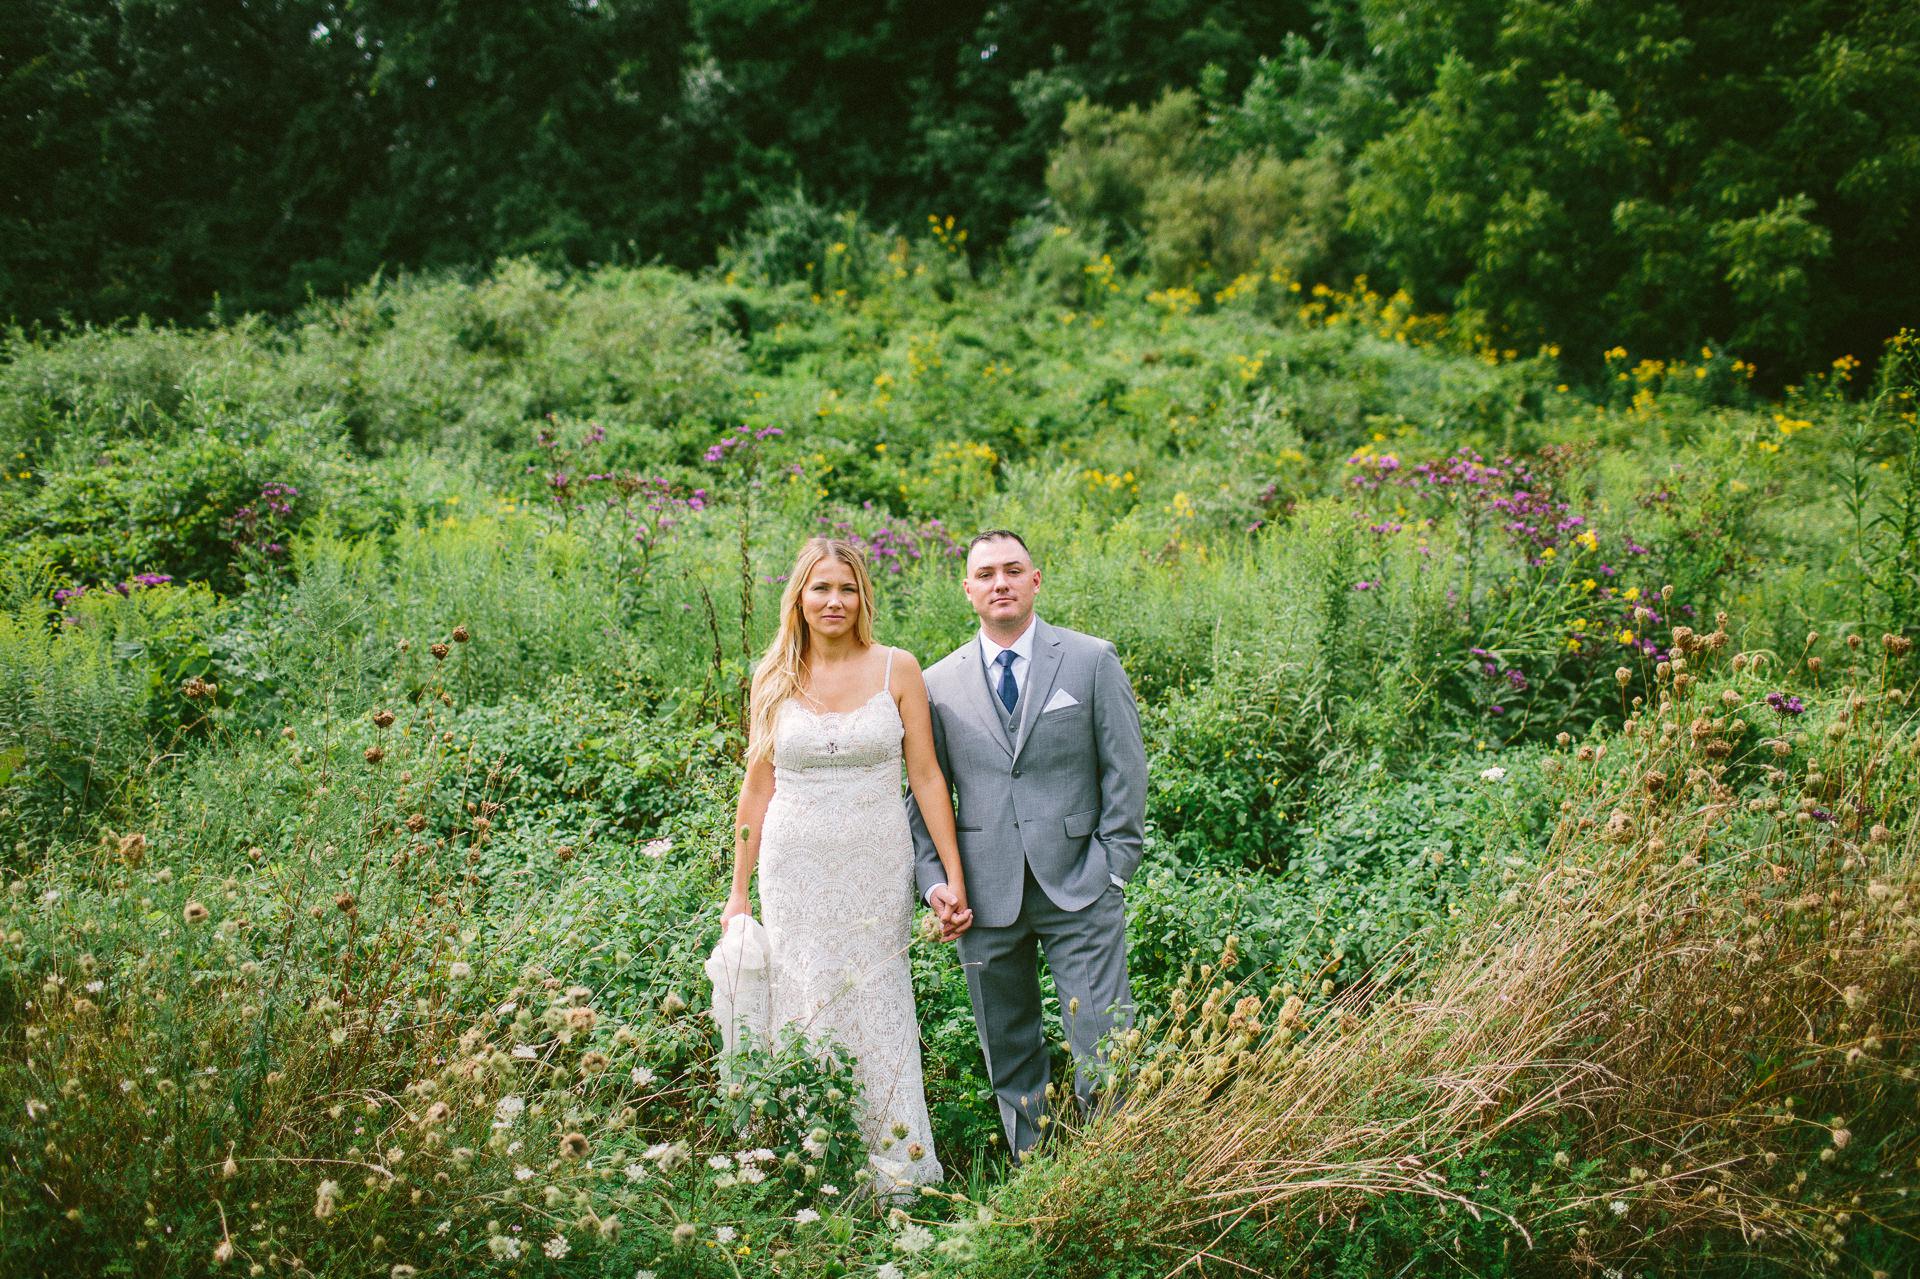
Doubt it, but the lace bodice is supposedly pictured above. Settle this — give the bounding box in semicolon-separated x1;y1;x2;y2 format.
756;649;941;1190
772;688;905;778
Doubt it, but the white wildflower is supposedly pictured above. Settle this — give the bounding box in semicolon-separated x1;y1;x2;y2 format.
708;1154;733;1170
738;1164;766;1185
513;1166;535;1182
1480;766;1507;782
543;1236;569;1259
1609;1199;1629;1216
511;1044;537;1060
897;1223;934;1253
630;1066;657;1088
449;961;472;979
642;838;673;859
494;1095;525;1123
715;1225;737;1243
795;1208;820;1224
487;1236;521;1259
624;1162;647;1181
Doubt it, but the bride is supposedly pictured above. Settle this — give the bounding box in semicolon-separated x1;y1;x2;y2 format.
722;536;972;1190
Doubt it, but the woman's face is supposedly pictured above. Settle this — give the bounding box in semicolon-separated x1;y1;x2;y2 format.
800;556;863;641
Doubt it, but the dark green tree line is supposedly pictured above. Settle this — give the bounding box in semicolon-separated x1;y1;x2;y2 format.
1;0;1296;327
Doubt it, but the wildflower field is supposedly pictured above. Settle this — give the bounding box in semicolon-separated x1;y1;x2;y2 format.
2;230;1918;1278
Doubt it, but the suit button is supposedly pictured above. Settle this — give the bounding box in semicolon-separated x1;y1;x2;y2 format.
1011;769;1022;778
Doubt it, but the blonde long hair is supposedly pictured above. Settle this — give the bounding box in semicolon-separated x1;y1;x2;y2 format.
747;538;878;763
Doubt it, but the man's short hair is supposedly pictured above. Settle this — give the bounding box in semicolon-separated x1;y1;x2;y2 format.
965;529;1033;564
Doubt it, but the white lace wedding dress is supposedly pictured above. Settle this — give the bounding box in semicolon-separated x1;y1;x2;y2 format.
758;649;942;1189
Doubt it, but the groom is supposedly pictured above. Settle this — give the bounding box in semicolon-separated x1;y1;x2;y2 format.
906;529;1147;1159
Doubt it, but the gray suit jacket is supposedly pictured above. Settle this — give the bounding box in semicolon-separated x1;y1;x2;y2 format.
907;617;1147;928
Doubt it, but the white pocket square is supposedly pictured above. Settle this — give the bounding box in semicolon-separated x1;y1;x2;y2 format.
1042;688;1080;713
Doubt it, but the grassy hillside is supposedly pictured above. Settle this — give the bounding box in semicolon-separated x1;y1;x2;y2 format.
2;234;1917;1276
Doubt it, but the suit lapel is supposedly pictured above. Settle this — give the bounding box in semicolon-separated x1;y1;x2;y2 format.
1012;618;1064;764
953;642;1014;759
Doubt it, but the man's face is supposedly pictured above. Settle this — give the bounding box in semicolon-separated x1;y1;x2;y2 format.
962;537;1040;632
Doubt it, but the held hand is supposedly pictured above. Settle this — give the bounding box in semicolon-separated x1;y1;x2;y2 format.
929;884;974;942
720;892;752;934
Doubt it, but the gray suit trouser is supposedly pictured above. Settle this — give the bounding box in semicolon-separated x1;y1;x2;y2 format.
959;865;1133;1158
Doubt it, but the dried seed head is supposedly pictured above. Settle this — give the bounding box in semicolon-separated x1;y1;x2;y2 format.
430;643;450;661
1870;824;1891;845
335;892;357;916
559;1132;589;1159
1809;656;1823;673
364;746;385;764
452;625;471;644
373;709;396;729
1884;634;1912;658
1848;634;1863;651
117;831;147;867
1616;667;1633;686
183;901;210;925
555;845;575;863
1720;689;1741;708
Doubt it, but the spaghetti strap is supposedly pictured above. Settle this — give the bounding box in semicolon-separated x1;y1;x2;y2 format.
882;645;896;693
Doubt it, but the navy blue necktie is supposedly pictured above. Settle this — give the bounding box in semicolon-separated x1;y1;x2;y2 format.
995;649;1019;713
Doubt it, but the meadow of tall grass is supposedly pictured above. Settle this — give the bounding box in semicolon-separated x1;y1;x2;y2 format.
2;234;1916;1276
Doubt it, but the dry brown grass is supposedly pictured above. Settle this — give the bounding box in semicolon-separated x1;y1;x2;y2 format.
1020;624;1920;1275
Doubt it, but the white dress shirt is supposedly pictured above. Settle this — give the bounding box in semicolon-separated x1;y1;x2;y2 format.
978;620;1038;722
926;618;1122;904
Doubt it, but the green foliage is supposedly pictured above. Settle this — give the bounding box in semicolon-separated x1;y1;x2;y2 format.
2;0;1301;329
1047;91;1346;288
1342;0;1920;376
1;242;1915;1276
0;558;223;848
